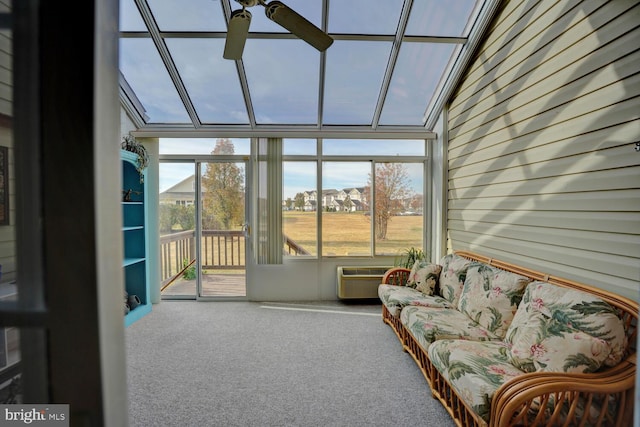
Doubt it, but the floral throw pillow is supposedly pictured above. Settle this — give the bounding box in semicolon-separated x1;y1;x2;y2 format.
506;281;627;372
407;260;437;285
409;263;442;295
458;264;531;338
437;254;474;306
405;259;425;288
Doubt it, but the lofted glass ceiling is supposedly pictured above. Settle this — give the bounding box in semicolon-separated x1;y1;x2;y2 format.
119;0;499;137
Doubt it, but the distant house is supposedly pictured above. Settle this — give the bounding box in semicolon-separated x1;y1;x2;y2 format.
328;199;344;211
345;198;364;212
303;190;317;201
290;187;370;212
160;175;197;206
289;186;417;213
303;200;317;212
321;189;338;207
344;187;366;202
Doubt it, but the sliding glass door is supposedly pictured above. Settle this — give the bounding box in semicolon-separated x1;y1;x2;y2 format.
159;160;247;299
199;160;247;298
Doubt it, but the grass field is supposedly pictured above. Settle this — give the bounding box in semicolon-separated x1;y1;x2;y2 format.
283;210;423;257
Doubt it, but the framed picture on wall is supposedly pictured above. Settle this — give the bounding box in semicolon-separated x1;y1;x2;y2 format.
0;146;7;225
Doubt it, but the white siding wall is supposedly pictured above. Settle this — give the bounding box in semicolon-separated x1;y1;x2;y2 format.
446;0;640;302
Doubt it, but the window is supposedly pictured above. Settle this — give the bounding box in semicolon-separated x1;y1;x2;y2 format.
323;139;425;156
159;138;250;155
283;139;428;258
283;161;317;256
322;162;371;256
373;162;424;255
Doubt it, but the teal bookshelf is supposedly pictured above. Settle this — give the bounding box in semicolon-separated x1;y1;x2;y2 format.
121;150;151;326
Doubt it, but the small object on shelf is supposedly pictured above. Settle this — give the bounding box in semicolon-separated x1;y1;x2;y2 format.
127;294;141;310
122;188;143;202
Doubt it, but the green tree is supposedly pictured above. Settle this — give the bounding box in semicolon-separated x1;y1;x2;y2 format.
201;139;244;230
294;192;305;211
159;204;195;233
365;163;411;240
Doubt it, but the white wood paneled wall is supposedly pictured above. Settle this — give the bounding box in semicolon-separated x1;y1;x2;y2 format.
446;0;640;301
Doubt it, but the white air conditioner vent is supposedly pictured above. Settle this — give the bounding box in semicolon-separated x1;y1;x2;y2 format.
336;266;391;299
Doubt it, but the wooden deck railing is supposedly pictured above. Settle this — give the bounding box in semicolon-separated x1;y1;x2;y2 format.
283;236;311;256
160;230;310;285
160;230;196;286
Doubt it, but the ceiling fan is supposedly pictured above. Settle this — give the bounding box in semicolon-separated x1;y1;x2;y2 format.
223;0;334;60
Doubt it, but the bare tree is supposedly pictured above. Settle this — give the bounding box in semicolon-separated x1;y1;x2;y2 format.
365;163;411;240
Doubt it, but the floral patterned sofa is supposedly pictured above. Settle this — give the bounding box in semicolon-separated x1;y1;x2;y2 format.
378;251;638;427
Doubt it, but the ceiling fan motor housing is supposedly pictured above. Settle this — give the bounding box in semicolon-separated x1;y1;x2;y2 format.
225;0;333;59
235;0;259;7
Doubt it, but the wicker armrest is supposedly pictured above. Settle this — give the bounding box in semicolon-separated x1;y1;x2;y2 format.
491;360;636;427
382;267;411;286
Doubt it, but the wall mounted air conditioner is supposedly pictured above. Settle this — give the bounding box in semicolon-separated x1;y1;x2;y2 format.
336;266;391;299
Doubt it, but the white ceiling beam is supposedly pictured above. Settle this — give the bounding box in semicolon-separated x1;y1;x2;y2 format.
131;125;436;140
371;0;413;130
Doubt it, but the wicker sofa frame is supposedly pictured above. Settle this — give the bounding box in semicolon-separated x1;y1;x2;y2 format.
381;250;638;427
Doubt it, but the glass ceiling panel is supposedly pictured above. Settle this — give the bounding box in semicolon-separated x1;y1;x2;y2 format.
118;0;496;132
119;0;147;31
120;38;191;123
166;38;248;124
245;0;323;33
328;0;403;34
323;40;392;125
380;42;456;125
406;0;479;37
243;39;320;125
147;0;228;31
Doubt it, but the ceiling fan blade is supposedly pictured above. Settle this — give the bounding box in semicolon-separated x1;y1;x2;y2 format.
264;1;333;52
223;9;252;60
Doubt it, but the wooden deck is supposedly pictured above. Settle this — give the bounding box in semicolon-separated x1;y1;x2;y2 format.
161;272;246;298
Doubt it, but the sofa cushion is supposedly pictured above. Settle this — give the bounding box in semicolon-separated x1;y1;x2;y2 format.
428;339;525;422
438;254;474;307
457;264;531;338
400;305;501;351
429;339;620;424
378;284;453;317
505;281;627;373
407;260;442;295
509;318;611;373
